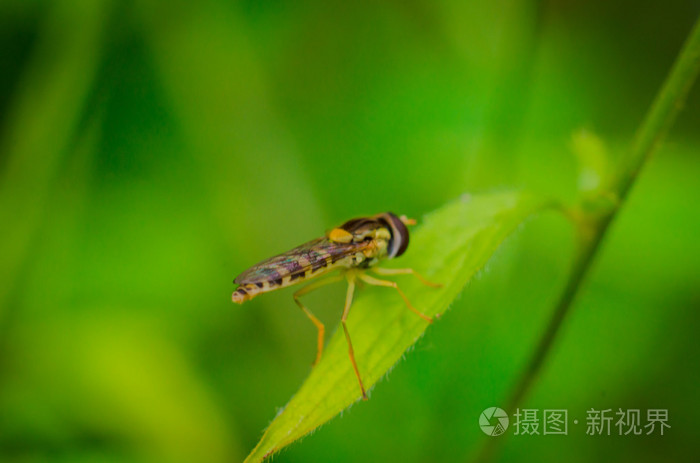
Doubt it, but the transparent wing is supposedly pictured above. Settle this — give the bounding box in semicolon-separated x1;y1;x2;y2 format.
233;237;369;285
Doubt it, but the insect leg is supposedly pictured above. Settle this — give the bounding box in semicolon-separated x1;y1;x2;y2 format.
370;267;442;288
341;272;367;400
357;272;434;323
293;274;344;366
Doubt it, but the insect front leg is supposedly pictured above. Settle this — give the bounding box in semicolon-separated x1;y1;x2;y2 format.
357;272;434;323
370;267;442;288
293;274;344;366
341;271;368;400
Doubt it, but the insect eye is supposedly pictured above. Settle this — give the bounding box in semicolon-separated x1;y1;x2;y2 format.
381;212;409;258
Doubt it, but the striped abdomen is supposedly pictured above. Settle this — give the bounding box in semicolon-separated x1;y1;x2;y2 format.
232;257;348;303
231;240;370;303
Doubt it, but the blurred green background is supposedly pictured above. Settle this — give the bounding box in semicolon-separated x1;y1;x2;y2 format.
1;0;699;462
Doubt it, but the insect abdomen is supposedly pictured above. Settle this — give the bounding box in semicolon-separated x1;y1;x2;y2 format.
232;273;311;303
231;255;358;303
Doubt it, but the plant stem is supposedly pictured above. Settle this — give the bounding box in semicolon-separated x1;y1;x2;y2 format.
474;15;700;463
503;219;603;413
618;17;700;200
508;15;700;412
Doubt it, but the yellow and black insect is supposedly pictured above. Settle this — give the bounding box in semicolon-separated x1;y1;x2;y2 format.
232;212;440;400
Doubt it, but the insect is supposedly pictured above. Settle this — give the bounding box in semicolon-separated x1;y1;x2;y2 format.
232;212;441;400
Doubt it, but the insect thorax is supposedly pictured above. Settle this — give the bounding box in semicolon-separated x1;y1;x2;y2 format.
337;212;409;260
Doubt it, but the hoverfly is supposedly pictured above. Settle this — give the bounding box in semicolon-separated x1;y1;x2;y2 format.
232;212;441;400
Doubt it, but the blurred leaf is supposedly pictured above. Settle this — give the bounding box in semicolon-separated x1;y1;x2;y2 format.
245;191;550;462
13;313;242;462
135;1;325;260
571;129;611;194
0;0;108;314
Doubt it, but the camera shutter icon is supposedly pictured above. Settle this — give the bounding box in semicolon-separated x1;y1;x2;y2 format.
480;407;509;436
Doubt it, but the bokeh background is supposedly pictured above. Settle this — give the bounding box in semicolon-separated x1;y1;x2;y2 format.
1;0;699;462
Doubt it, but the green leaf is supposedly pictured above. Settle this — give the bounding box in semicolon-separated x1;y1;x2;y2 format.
245;191;550;462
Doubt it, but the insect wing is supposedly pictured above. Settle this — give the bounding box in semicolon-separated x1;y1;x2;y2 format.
234;237;367;285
